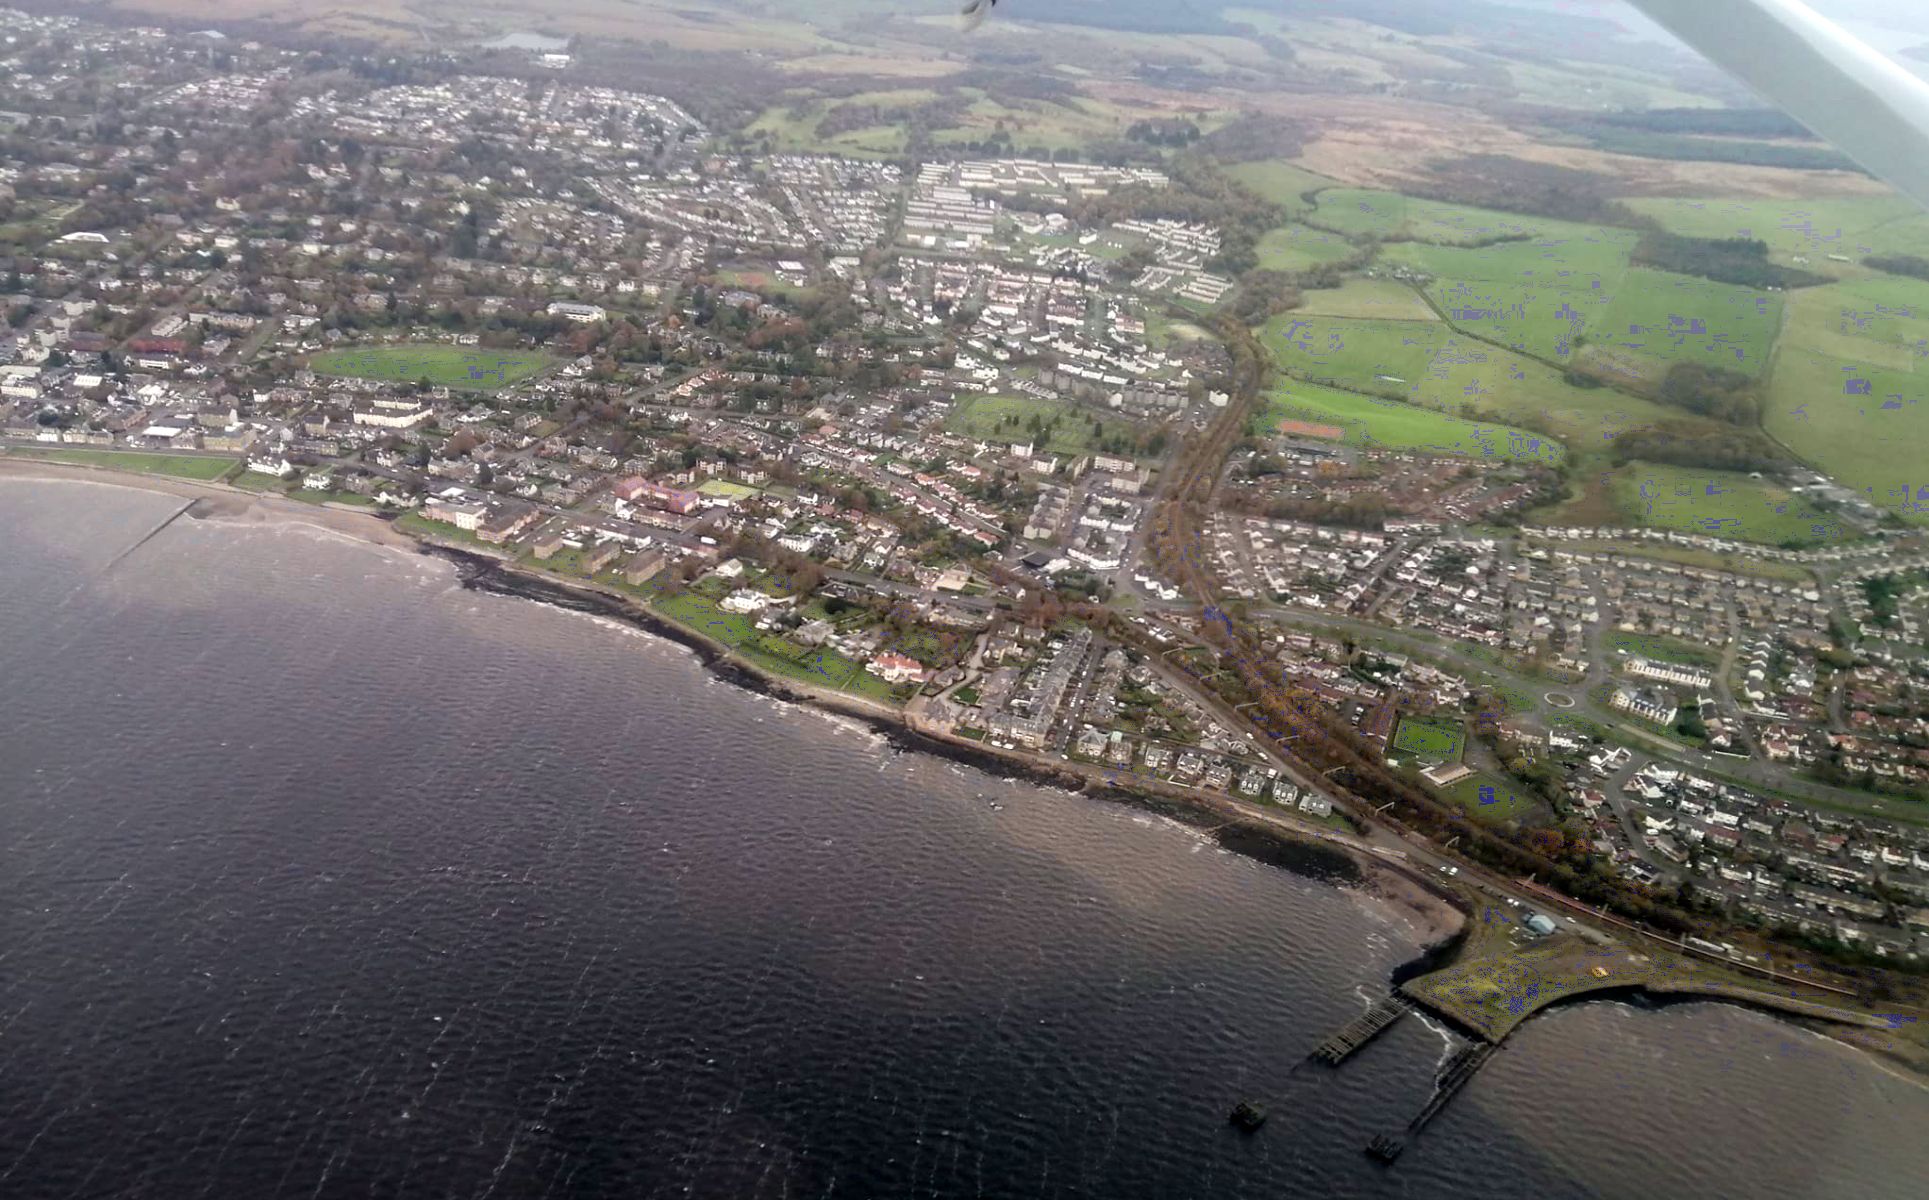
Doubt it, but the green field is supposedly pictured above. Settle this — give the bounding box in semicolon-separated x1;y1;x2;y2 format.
1610;462;1844;546
1254;380;1563;464
1392;715;1467;761
697;479;762;500
1607;631;1722;670
1443;773;1549;828
653;590;900;704
310;344;553;391
1260;312;1690;451
1253;222;1355;271
1306;189;1576;245
1225;160;1332;213
1385;224;1639;284
1579;270;1782;384
1623;195;1924;278
3;446;238;481
1296;278;1438;321
944;393;1142;459
1764;274;1929;521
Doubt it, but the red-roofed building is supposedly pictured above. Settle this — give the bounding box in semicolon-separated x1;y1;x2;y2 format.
615;477;701;515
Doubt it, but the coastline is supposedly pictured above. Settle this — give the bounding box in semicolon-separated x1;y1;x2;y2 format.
0;455;1470;948
11;457;1921;1074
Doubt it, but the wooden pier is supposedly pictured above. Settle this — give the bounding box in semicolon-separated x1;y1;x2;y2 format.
1408;1042;1497;1134
1309;994;1413;1065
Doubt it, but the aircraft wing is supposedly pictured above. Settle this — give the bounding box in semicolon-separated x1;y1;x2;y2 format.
1626;0;1929;211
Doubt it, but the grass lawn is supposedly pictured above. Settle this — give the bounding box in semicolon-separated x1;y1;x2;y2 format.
1608;630;1722;670
697;479;761;500
1253;222;1356;271
1391;714;1467;761
652;590;902;705
1253;379;1564;464
1609;461;1846;546
392;510;488;547
944;393;1144;459
4;446;238;481
310;344;553;391
1443;772;1550;828
1296;278;1438;321
1260;311;1697;453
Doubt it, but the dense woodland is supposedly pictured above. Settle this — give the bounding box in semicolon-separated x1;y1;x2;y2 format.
1632;232;1828;289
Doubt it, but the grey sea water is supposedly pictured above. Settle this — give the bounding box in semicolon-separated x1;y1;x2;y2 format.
1;478;1925;1199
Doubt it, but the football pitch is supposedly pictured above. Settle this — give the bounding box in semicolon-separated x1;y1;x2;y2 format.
310;344;554;391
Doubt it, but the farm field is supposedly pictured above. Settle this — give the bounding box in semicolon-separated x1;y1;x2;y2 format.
1306;189;1573;245
1391;715;1466;762
1226;159;1334;215
1622;195;1925;278
310;344;553;390
1765;274;1929;522
1578;269;1782;384
1253;222;1355;271
1295;278;1436;321
1259;312;1690;451
1386;225;1638;284
1253;380;1563;464
1781;275;1929;371
1608;462;1844;547
1226;160;1331;213
1426;277;1609;364
944;393;1144;459
1764;345;1929;522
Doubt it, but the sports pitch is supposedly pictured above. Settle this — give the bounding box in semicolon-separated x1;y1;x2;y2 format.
1392;715;1467;761
1254;380;1563;464
310;344;554;391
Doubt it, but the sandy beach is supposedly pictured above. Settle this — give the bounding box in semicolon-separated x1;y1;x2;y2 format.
0;458;419;551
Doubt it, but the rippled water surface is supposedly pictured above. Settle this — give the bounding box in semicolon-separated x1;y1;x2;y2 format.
2;479;1925;1199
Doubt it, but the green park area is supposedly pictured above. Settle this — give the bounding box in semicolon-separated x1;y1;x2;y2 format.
1610;462;1843;546
1254;379;1563;463
944;393;1144;459
3;446;238;481
1443;772;1548;828
310;344;553;391
1391;715;1466;762
652;590;902;705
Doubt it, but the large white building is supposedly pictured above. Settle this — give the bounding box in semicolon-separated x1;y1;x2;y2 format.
352;397;434;430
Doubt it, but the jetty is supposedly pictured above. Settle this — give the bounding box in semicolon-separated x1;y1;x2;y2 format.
1309;994;1413;1065
1410;1042;1498;1133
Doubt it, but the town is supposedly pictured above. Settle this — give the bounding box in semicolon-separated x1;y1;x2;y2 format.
4;7;1929;973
